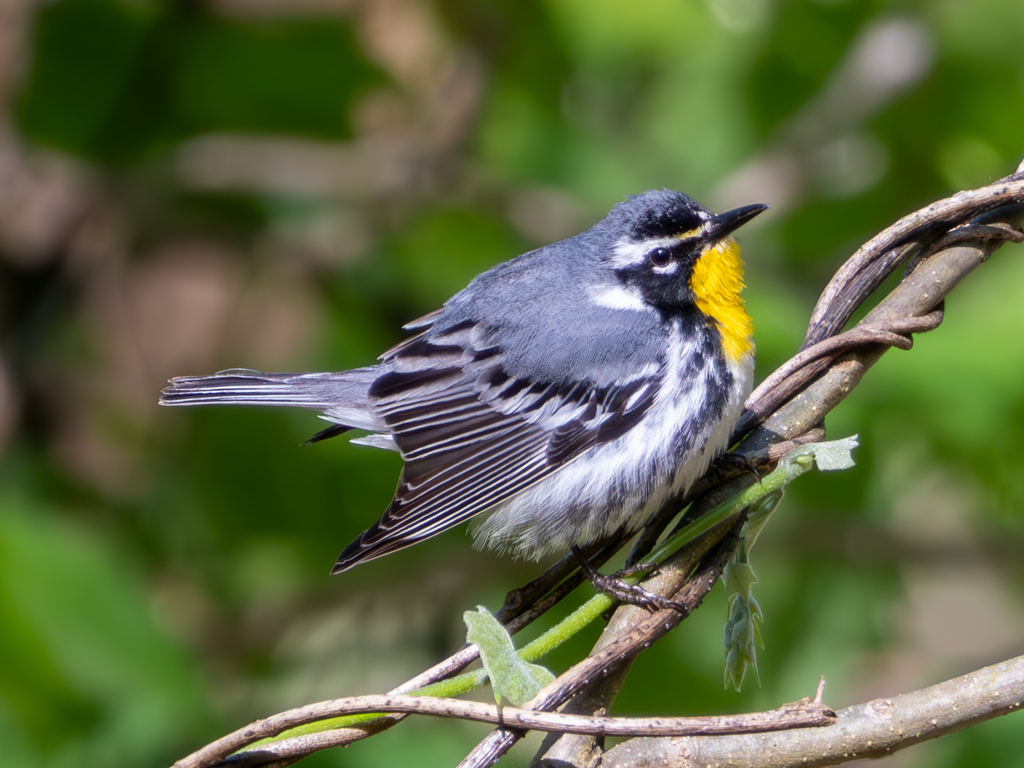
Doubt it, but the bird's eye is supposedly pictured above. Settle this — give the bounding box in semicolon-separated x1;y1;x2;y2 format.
648;247;672;267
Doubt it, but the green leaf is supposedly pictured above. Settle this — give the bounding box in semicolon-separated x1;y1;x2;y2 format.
723;590;764;691
723;437;858;690
464;607;555;707
737;489;785;556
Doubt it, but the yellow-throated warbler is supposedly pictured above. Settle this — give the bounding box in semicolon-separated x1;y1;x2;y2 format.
160;190;766;574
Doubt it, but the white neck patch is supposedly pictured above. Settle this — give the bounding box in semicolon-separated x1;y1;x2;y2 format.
589;283;652;312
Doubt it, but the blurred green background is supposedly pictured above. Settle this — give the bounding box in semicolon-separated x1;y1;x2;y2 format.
1;1;1022;766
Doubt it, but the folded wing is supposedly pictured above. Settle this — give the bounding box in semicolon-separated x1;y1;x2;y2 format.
332;331;660;572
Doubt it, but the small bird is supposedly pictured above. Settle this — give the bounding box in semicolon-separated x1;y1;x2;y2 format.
160;190;766;576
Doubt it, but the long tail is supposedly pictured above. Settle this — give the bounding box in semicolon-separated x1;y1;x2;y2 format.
159;367;385;436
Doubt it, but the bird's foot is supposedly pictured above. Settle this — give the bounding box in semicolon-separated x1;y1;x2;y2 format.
571;546;688;613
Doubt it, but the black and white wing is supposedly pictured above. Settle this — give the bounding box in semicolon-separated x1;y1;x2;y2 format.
331;323;663;572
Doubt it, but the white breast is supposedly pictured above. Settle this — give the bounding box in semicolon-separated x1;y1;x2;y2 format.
470;329;754;560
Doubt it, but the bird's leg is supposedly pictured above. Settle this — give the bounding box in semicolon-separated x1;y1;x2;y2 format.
571;546;689;613
714;451;763;483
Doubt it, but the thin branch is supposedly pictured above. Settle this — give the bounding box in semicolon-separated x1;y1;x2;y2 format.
174;689;833;768
601;654;1024;768
803;177;1024;346
174;534;750;768
739;208;1024;438
458;528;742;768
737;198;1024;464
735;310;944;435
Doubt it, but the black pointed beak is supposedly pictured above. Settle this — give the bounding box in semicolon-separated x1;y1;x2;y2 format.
706;203;768;241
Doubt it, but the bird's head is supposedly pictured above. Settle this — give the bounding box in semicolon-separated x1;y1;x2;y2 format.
594;189;767;361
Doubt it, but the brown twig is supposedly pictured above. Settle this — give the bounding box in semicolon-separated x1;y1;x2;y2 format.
601;654;1024;768
802;177;1024;347
173;689;833;768
459;525;743;768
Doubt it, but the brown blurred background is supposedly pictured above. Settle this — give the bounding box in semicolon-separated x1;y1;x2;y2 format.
1;1;1023;766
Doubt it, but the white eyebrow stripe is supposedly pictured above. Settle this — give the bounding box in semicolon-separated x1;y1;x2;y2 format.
608;236;678;268
589;284;654;312
608;223;711;269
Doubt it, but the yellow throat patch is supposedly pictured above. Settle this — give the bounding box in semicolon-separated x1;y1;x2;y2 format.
689;237;754;364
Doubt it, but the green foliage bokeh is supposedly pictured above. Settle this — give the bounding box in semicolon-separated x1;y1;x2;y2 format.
1;1;1022;766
